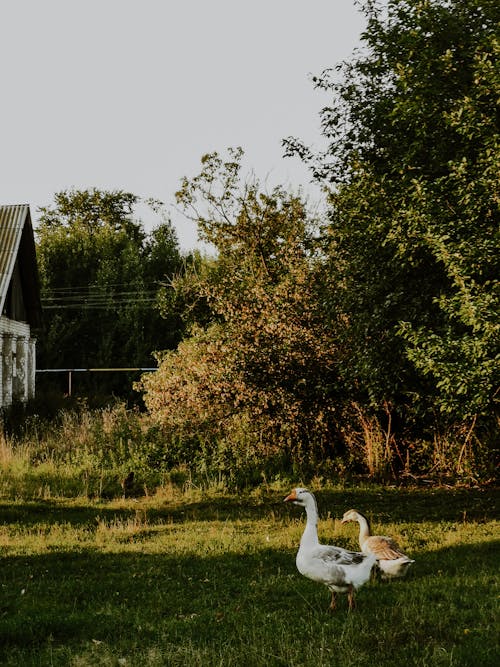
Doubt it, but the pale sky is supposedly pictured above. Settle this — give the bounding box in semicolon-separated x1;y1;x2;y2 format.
1;0;367;250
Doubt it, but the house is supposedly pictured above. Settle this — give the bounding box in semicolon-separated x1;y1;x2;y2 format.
0;205;42;408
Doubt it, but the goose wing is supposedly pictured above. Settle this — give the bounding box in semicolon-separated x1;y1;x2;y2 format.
312;544;370;566
365;535;408;560
299;544;371;588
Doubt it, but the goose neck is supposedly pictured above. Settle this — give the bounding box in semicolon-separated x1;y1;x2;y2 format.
301;496;320;547
356;513;371;546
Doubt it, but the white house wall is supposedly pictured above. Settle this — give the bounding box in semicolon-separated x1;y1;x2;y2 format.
0;316;36;407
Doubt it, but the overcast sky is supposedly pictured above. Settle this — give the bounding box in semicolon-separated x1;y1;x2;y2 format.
1;0;367;250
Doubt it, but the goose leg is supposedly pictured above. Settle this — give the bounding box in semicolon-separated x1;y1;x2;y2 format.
329;590;337;612
347;585;356;611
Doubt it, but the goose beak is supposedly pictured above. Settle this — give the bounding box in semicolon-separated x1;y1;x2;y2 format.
284;490;297;502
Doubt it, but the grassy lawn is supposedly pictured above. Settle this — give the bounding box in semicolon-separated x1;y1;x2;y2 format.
0;484;498;666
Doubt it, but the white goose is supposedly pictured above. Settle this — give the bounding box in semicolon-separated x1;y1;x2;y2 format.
284;488;376;611
341;509;415;579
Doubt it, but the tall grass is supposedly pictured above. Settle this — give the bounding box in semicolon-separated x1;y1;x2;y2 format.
1;400;497;496
0;404;169;500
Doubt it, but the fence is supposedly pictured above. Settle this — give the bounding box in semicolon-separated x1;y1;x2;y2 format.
36;368;157;396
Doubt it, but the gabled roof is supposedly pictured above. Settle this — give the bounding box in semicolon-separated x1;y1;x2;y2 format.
0;204;42;328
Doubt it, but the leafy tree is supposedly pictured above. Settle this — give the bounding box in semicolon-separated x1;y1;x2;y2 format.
140;150;339;470
285;0;499;427
36;188;184;399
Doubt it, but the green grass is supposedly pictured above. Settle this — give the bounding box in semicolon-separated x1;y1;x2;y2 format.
0;485;498;666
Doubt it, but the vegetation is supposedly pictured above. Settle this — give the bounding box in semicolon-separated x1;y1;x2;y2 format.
0;468;497;666
138;149;340;480
137;0;497;482
35;188;185;398
284;0;499;444
21;0;498;484
1;3;497;664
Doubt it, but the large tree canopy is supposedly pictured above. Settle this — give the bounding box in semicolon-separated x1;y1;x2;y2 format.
138;0;498;481
286;0;499;424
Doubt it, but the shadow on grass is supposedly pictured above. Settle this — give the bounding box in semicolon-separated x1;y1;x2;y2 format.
0;539;498;663
313;486;499;523
146;484;499;524
0;547;295;650
0;485;498;531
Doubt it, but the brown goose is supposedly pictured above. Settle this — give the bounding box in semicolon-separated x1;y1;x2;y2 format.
341;509;414;579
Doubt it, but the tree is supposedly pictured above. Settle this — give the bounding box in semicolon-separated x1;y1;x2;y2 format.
285;0;499;427
36;188;184;399
140;150;339;470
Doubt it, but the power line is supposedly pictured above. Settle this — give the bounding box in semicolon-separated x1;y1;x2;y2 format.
42;301;158;310
40;285;164;309
41;281;164;292
43;291;158;300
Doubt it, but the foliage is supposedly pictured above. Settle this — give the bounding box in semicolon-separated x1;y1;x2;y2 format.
139;150;340;472
140;0;499;477
285;0;499;428
0;402;158;498
28;0;500;482
1;398;495;494
36;188;185;398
